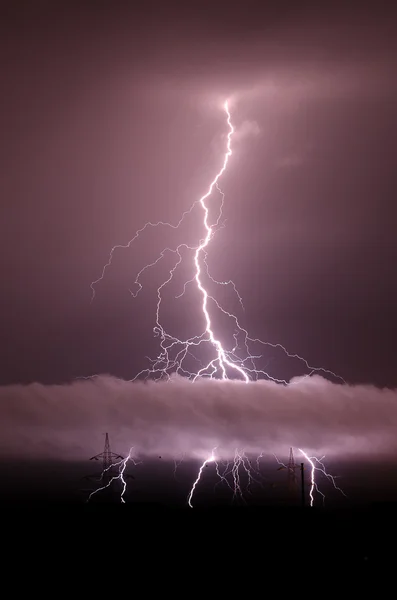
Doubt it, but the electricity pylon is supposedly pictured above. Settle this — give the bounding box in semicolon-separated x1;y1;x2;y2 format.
277;447;305;506
286;447;297;491
84;433;134;499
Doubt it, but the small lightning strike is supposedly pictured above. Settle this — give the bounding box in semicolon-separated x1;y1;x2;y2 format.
299;450;317;507
173;452;185;481
298;448;346;507
256;451;266;473
188;448;216;508
273;449;345;507
188;447;266;508
91;99;343;385
87;448;140;504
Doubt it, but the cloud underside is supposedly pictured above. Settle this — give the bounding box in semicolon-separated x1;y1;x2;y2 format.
1;375;397;462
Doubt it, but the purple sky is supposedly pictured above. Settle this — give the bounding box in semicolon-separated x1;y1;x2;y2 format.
1;2;397;386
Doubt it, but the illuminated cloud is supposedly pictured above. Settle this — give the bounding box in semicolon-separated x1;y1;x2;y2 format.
1;375;396;462
233;119;260;141
276;153;305;168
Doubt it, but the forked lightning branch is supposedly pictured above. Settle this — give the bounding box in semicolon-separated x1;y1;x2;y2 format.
91;100;342;385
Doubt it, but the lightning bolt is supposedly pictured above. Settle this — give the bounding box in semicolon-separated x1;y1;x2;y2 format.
188;447;266;508
298;448;346;507
273;449;345;507
91;99;343;385
88;99;347;508
256;451;266;472
87;448;140;503
188;448;216;508
173;452;185;481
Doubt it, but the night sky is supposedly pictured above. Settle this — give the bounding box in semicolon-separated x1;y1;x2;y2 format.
2;1;396;387
1;1;397;518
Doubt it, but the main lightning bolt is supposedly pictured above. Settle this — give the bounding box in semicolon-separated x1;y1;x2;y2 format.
91;99;343;385
190;103;248;382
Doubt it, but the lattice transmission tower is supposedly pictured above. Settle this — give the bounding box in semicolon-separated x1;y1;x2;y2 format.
276;447;305;506
84;433;134;500
287;446;298;491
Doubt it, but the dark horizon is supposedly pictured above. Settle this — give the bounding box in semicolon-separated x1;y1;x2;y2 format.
3;454;397;509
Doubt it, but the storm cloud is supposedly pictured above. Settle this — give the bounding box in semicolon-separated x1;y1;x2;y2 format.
1;375;396;463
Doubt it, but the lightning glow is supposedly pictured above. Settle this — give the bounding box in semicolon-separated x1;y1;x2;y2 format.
91;99;343;385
